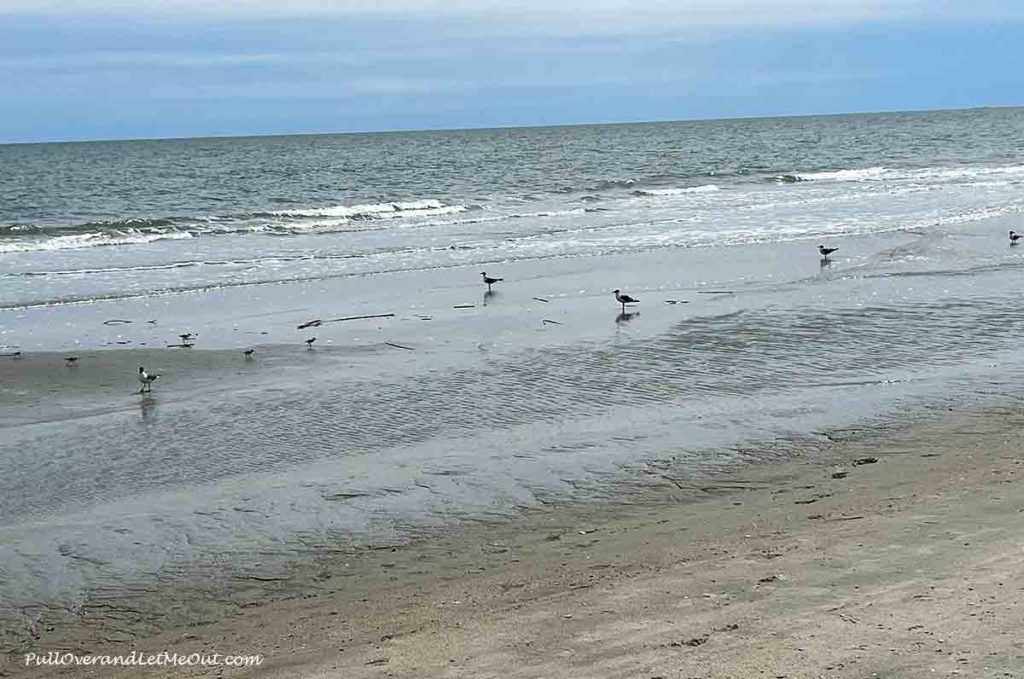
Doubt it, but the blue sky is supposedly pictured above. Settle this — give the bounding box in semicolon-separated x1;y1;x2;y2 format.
1;1;1022;142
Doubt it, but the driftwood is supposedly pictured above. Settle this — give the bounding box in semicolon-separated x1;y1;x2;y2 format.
297;313;395;330
103;319;133;325
384;342;415;351
326;313;395;323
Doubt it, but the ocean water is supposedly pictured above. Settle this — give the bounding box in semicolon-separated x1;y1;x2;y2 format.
4;107;1024;647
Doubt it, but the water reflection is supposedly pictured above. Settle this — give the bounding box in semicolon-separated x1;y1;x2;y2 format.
139;395;158;423
616;310;640;325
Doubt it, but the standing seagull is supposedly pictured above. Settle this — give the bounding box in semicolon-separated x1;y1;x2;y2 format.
818;244;839;261
243;348;256;359
305;337;317;349
1010;230;1021;245
65;356;79;366
138;366;159;393
613;289;640;312
481;272;503;291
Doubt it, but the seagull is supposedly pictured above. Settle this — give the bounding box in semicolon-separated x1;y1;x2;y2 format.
1010;230;1021;245
305;337;317;348
179;332;195;341
481;272;503;291
65;356;79;366
243;348;255;358
138;366;159;393
613;289;640;312
818;244;838;260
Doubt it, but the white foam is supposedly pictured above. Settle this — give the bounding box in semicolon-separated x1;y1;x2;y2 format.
792;163;1024;185
634;184;720;196
272;199;457;219
794;167;888;182
0;230;194;254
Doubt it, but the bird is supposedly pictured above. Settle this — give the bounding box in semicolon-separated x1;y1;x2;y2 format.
243;348;255;358
1010;230;1021;245
138;366;159;393
178;332;195;341
481;272;503;291
818;244;838;260
305;337;317;348
613;289;640;312
65;356;79;366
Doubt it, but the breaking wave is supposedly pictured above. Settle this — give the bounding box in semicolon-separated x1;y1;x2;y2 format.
632;184;720;197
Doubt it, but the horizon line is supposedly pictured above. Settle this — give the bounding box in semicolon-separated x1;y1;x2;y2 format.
2;104;1020;148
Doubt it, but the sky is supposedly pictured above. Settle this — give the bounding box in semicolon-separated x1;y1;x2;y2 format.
1;0;1022;143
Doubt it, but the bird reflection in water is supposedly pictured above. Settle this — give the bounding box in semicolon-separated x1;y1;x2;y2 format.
616;310;640;325
139;394;158;423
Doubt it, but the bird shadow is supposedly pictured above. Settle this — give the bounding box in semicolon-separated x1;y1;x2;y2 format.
483;290;497;305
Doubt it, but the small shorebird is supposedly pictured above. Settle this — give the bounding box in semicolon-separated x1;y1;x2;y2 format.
305;337;317;348
65;356;79;366
1010;230;1021;245
818;244;838;260
481;272;503;291
613;289;640;312
243;348;255;358
138;366;159;393
179;332;195;341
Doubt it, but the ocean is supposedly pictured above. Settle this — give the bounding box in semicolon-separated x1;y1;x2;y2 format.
3;107;1024;649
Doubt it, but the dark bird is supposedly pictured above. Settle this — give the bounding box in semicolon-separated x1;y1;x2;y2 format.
243;348;256;358
65;356;79;366
818;244;838;260
480;272;503;291
138;366;159;393
613;289;640;312
178;332;195;341
305;337;317;348
1010;230;1021;245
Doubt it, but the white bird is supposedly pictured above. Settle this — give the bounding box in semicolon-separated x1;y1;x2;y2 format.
613;289;640;312
818;244;838;260
138;366;159;393
481;271;503;291
1010;230;1021;245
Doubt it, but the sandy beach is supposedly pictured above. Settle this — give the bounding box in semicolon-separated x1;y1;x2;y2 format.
7;401;1024;678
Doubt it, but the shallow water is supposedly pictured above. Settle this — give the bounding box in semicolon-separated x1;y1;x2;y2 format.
3;109;1024;647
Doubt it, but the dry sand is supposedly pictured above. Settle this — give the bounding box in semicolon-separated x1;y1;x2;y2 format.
10;403;1024;679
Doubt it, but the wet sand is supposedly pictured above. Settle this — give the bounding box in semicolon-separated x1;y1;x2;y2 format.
6;228;1024;677
10;403;1024;678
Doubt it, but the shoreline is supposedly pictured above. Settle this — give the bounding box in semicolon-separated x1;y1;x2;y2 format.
8;402;1024;678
